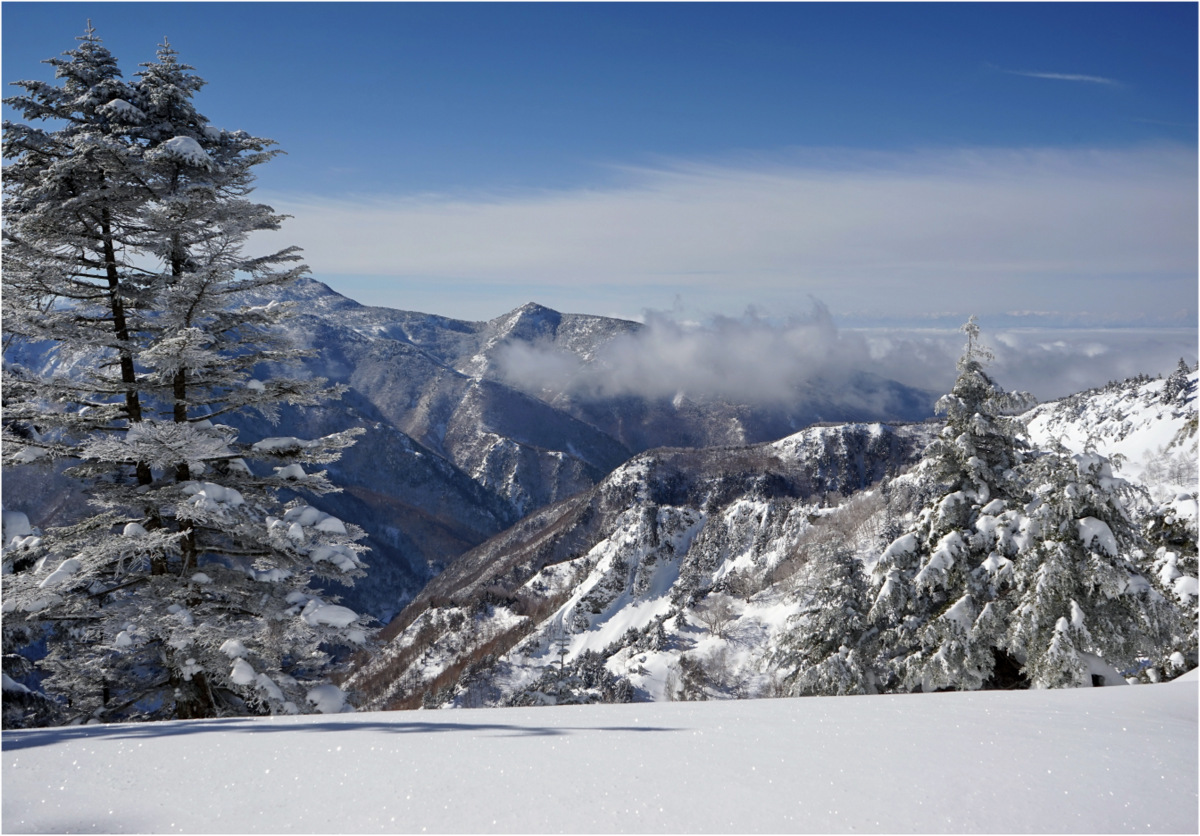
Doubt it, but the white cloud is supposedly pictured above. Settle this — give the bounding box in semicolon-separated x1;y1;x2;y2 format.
1003;69;1122;85
852;325;1198;400
262;144;1196;324
495;299;1197;406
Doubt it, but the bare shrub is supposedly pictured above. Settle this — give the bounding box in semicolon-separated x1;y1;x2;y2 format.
694;593;736;639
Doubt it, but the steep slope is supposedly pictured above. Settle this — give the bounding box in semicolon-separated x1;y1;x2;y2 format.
4;279;937;621
345;369;1197;710
1024;367;1198;498
345;422;930;709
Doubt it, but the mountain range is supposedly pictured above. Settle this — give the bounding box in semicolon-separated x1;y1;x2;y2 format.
343;367;1197;710
3;278;936;621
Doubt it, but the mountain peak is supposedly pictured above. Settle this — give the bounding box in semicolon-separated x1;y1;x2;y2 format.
490;302;563;341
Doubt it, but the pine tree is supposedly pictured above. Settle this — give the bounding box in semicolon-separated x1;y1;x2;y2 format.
1146;505;1198;678
773;537;873;696
1162;358;1195;406
868;318;1185;692
1;23;156;481
1008;449;1180;687
868;317;1033;692
2;29;373;725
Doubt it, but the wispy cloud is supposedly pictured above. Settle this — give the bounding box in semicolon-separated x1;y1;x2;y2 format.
261;144;1196;325
1003;69;1123;86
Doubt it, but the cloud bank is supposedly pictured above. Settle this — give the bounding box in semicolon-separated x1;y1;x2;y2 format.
267;144;1197;325
495;301;1197;406
497;301;861;406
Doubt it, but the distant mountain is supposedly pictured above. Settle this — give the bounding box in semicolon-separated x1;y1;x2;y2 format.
3;279;937;621
343;370;1197;710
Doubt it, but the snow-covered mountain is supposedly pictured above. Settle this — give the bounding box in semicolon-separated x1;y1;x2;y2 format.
345;420;932;708
1024;367;1198;500
3;279;936;621
344;369;1198;711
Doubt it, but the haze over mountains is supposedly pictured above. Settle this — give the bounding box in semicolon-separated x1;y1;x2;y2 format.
3;279;937;621
5;277;1196;632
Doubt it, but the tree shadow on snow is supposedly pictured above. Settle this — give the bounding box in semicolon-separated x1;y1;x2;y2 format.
2;714;683;751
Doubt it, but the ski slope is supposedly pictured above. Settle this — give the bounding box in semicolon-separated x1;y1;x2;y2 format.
3;673;1195;833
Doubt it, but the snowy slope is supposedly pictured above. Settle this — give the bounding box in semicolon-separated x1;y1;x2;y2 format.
3;676;1195;834
347;367;1197;710
1;279;936;622
346;422;929;710
1024;369;1198;499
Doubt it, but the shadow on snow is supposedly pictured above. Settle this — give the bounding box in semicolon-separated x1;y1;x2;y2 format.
2;714;683;751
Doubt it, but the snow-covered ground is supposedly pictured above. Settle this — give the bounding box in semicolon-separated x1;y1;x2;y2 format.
3;673;1195;834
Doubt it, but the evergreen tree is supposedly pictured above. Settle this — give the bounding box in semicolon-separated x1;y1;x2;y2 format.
773;537;873;696
869;319;1185;692
2;29;373;725
1162;358;1195;406
1;23;155;481
1145;494;1199;677
869;317;1033;691
1007;449;1181;687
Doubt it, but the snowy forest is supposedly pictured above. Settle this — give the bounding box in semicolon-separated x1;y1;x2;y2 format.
2;23;1197;742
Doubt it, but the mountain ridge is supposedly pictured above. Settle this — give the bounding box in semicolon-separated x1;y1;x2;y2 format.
344;369;1197;710
3;277;936;621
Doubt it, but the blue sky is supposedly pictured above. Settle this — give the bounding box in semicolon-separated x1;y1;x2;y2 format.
3;2;1197;336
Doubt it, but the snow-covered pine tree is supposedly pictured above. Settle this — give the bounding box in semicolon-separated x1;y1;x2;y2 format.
1145;493;1199;677
772;536;874;696
1162;358;1196;406
1;23;155;480
869;319;1186;692
1007;448;1181;687
2;29;373;725
868;317;1034;692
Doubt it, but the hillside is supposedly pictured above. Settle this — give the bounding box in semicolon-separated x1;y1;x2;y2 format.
345;369;1198;711
2;279;936;621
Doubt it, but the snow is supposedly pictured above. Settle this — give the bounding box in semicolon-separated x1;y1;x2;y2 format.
941;594;974;632
252;437;313;454
219;639;248;659
10;446;47;464
37;557;81;589
1077;516;1119;557
181;481;244;509
300;601;359;628
309;545;358;572
1024;371;1198;497
102;98;145;121
156;136;212;167
2;510;33;545
282;505;342;530
2;680;1194;833
273;463;306;480
230;658;256;686
2;674;33;695
1173;575;1199;603
314;515;347;535
305;684;346;714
